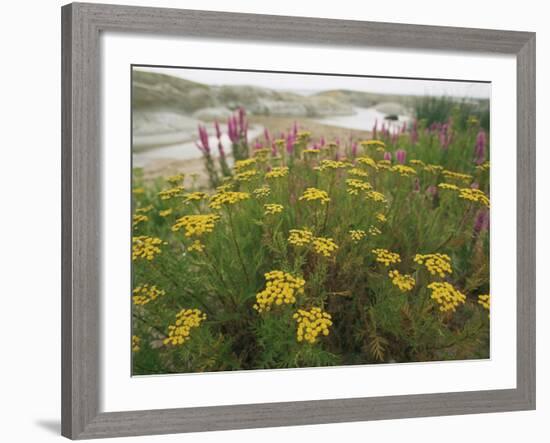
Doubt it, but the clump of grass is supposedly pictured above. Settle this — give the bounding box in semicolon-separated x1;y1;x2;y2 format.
413;95;489;131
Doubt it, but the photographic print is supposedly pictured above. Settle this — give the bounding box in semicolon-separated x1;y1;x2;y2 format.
131;66;490;375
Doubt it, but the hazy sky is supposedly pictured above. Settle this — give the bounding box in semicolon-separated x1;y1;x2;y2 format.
135;66;491;99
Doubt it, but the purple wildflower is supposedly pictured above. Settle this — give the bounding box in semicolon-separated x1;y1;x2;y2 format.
227;116;238;143
474;209;489;234
439;123;452;150
351;141;358;157
475;130;486;164
396;149;406;164
286;133;294;154
196;125;210;154
264;128;271;145
383;151;392;162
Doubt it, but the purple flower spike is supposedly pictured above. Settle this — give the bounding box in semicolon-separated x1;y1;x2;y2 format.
396;149;406;164
439;123;452;150
254;141;262;150
227;116;238;143
264;128;271;144
475;130;486;164
319;136;326;147
383;151;392;162
238;107;246;133
351;141;358;157
196;125;210;154
474;209;489;234
286;134;294;154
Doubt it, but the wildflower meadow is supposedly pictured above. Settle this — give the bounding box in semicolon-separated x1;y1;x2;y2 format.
131;107;490;375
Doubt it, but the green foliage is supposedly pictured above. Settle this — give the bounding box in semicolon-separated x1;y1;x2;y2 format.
131;116;490;374
413;95;490;131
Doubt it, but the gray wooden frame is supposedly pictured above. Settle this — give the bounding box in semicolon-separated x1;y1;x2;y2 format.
61;2;536;439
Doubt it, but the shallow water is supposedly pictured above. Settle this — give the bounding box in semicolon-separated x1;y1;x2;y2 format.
132;127;264;168
313;106;408;133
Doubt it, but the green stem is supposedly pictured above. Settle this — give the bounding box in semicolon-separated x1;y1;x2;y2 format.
228;207;251;287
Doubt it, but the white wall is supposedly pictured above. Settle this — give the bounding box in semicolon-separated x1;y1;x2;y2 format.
0;1;545;442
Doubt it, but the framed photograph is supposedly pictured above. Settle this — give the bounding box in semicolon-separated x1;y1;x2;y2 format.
62;2;535;439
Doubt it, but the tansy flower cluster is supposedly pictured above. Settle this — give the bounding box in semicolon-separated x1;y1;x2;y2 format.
476;161;490;172
303;148;320;154
410;159;425;167
350;229;366;243
166;174;184;184
372;248;401;266
158;186;185;200
132;236;164;261
133;284;165;305
293;308;332;344
299;187;330;204
458;187;490;207
368;225;382;236
348;168;369;178
288;229;315;246
346;178;372;195
172;214;220;237
366;190;388;204
438;183;460;191
376;213;387;223
132;213;149;228
264;203;284;215
265;166;289;179
442;170;473;183
253;270;305;312
427;282;466;312
388;270;415;292
135;205;153;213
164;308;207;346
312;236;339;258
391;165;417;177
132;335;141;352
424;164;444;174
252;185;271;199
187;240;205;252
316;159;350;171
357;156;378;169
360;139;385;149
209;191;250;209
183;191;207;204
478;294;490;311
234;169;258;182
159;209;173;217
414;253;452;277
234;158;257;171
